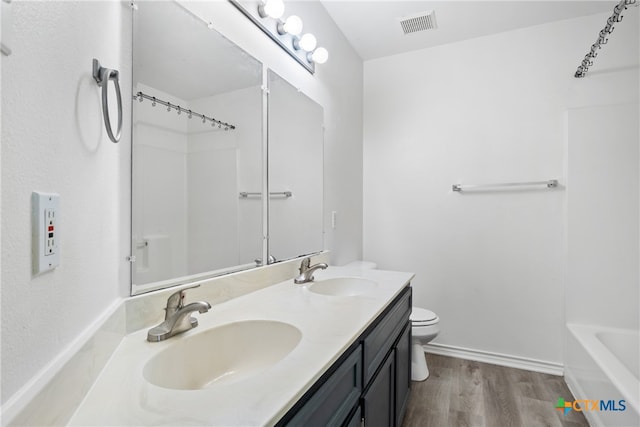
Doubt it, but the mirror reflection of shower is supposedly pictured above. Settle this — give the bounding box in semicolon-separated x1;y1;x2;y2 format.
267;70;324;262
132;1;263;294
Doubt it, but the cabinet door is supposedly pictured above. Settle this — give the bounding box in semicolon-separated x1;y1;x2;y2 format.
394;322;411;426
343;404;362;427
281;346;362;427
363;350;395;427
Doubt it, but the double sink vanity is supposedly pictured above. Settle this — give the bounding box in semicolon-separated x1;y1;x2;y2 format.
68;259;414;426
64;3;417;425
6;3;416;426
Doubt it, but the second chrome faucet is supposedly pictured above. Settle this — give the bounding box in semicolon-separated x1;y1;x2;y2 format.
294;257;328;284
147;285;211;342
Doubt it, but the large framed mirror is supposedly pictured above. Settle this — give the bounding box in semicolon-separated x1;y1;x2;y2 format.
131;1;264;295
267;71;324;262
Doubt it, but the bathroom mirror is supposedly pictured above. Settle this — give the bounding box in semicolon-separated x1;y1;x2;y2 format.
131;1;263;294
267;71;324;261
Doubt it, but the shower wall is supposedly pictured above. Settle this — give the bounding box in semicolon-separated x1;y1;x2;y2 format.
566;103;639;331
564;102;640;424
134;84;262;284
133;84;189;283
187;85;263;271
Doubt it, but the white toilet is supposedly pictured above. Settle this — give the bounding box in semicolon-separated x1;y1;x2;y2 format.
343;261;440;381
410;307;440;381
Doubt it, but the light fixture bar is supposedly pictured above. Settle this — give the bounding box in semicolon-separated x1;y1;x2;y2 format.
229;0;322;74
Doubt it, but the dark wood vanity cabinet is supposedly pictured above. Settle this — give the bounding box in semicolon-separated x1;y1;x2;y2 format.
277;285;411;427
394;322;412;426
362;349;395;427
361;288;412;427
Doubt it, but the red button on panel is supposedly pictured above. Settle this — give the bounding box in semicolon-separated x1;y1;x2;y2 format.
48;226;54;231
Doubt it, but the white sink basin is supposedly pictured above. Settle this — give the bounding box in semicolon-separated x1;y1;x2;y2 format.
143;320;301;390
308;277;377;296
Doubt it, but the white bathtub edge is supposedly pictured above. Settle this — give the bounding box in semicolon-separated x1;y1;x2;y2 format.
565;367;606;427
567;323;640;415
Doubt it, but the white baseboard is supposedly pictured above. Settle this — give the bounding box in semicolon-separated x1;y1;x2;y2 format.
423;342;564;376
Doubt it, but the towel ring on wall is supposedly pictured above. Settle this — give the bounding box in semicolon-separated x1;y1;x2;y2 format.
92;58;122;143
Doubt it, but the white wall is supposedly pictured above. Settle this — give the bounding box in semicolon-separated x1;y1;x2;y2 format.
566;103;639;329
363;11;638;365
1;1;132;404
181;0;364;266
1;0;363;410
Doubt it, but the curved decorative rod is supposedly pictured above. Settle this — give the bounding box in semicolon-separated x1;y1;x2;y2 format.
134;91;236;131
575;0;637;78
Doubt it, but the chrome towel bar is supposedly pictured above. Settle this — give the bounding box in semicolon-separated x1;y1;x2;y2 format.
93;58;122;143
239;191;292;198
452;180;558;193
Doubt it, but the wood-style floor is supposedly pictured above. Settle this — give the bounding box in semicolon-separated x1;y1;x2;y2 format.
402;353;589;427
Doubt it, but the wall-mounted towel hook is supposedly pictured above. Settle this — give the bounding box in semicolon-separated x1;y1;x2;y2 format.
93;58;122;143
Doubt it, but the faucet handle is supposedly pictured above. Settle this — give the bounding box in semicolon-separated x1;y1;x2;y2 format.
165;284;200;319
299;257;311;273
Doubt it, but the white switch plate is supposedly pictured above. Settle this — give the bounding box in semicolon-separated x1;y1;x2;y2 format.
32;191;60;275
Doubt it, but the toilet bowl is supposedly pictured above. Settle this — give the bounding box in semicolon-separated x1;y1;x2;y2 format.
411;307;440;381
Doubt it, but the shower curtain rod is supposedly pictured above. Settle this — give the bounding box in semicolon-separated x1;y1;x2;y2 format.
134;91;236;130
575;0;637;78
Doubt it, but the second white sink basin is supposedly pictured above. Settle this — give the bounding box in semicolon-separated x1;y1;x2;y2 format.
308;277;377;297
143;320;301;390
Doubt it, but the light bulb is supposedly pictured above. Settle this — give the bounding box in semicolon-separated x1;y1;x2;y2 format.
259;0;284;19
310;47;329;64
282;15;303;36
298;33;317;52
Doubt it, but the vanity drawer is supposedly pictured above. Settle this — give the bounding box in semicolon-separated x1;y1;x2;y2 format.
363;287;411;385
280;344;362;427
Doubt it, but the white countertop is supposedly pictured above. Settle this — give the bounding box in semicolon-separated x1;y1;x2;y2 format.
69;266;414;426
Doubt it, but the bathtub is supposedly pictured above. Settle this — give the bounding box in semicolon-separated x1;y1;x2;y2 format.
566;324;639;427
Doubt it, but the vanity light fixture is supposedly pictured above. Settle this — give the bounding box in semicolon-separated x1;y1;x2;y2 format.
294;33;317;52
229;0;329;74
278;15;303;36
258;0;284;19
309;47;328;64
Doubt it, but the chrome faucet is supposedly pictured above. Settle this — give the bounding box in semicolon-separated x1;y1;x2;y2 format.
294;257;328;284
147;285;211;342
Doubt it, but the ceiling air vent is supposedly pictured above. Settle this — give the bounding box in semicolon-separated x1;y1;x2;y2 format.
399;10;437;35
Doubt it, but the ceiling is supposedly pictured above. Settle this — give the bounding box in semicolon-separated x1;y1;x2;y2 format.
320;1;618;60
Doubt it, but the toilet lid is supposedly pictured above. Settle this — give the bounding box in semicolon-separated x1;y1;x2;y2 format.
411;307;438;323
